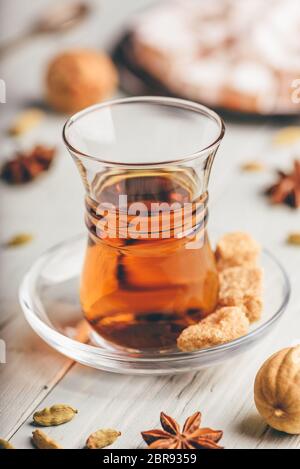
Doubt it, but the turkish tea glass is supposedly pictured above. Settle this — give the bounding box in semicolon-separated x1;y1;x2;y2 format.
63;97;225;352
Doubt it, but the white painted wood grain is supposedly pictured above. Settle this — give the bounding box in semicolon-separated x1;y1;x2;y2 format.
0;314;73;439
1;0;300;450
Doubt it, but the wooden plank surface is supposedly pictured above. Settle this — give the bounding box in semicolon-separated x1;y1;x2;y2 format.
1;0;300;450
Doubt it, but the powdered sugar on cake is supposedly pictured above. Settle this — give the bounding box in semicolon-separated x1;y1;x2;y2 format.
130;0;300;114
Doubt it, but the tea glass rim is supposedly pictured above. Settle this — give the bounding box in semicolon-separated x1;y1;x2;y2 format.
62;96;225;167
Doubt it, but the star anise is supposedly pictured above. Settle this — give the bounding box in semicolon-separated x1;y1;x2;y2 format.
141;411;223;449
1;144;56;184
265;160;300;208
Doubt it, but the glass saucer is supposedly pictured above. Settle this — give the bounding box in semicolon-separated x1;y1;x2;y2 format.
19;234;290;375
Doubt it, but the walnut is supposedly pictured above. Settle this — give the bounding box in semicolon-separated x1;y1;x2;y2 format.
46;49;118;113
215;232;261;270
177;306;249;352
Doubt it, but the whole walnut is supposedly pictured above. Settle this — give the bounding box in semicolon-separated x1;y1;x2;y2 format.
254;345;300;434
46;49;118;113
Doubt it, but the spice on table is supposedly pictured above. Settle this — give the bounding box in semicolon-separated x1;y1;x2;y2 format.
0;438;15;449
240;161;265;172
265;160;300;208
286;232;300;246
141;411;223;449
33;404;78;426
273;127;300;146
32;429;62;449
1;144;56;184
5;233;33;248
254;345;300;434
8;108;45;136
86;429;121;449
46;49;118;113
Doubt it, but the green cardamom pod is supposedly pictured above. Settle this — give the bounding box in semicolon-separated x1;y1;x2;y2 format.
86;429;121;449
33;404;78;426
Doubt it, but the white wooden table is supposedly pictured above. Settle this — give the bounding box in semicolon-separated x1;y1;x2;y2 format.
1;0;300;450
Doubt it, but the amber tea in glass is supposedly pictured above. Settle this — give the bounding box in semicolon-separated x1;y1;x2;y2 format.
63;97;225;352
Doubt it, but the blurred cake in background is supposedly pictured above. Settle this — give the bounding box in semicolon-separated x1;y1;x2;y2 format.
119;0;300;115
